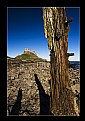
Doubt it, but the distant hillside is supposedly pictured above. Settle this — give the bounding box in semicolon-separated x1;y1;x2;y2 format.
7;48;48;62
7;56;11;58
15;53;47;62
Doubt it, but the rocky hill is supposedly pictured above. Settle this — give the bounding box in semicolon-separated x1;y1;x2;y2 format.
7;56;11;59
7;49;47;62
15;53;47;62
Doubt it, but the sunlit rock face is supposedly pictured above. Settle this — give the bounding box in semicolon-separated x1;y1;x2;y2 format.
43;7;79;116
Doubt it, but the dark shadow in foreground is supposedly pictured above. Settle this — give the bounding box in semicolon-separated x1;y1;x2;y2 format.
34;74;53;115
9;87;22;115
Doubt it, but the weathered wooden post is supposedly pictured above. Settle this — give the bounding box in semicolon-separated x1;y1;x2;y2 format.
43;7;76;115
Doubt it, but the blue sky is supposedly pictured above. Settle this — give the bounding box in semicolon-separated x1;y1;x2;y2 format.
7;7;80;61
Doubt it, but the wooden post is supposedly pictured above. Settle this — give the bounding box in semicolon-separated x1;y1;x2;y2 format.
43;7;76;115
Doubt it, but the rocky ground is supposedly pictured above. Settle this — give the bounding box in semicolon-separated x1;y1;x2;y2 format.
68;67;80;116
7;62;80;116
7;61;50;116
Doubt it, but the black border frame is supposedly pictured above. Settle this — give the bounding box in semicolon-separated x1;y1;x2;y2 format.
0;0;81;120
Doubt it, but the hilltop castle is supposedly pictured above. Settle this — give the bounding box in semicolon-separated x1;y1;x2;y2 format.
24;48;37;55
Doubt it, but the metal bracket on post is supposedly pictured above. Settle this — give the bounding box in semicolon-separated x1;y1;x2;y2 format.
64;18;73;28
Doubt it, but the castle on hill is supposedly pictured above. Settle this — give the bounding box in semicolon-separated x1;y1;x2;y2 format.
24;48;37;55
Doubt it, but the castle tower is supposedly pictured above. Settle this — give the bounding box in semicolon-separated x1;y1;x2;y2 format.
24;48;29;54
24;48;37;55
